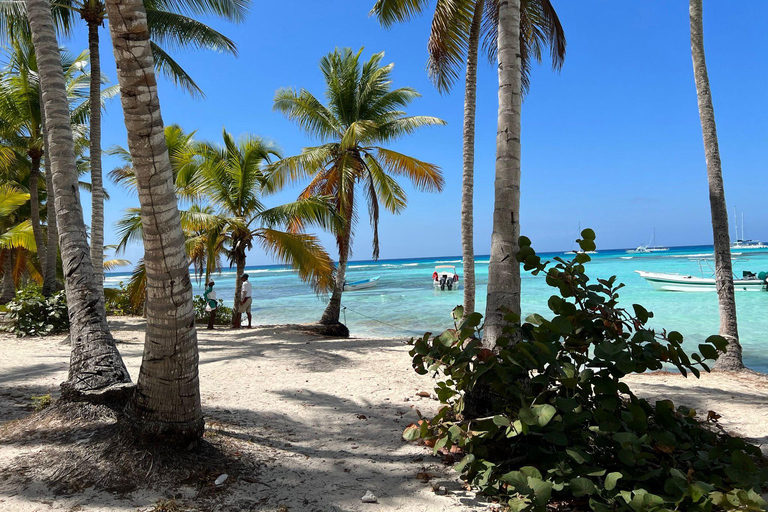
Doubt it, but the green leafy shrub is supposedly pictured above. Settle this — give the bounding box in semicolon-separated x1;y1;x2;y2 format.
104;283;144;316
405;232;767;511
193;295;233;325
5;286;69;336
31;394;52;411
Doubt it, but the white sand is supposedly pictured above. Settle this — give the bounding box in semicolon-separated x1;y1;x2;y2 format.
0;317;766;511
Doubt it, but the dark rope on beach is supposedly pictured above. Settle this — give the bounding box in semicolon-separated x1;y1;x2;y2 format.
340;303;425;338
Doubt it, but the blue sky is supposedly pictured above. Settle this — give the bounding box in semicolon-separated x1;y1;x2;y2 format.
58;1;768;267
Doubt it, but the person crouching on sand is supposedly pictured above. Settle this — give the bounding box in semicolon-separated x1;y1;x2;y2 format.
203;280;217;329
238;274;253;328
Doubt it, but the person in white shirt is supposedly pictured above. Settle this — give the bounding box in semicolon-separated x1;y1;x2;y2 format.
238;273;253;328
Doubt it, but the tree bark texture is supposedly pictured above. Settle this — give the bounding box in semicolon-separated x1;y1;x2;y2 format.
461;0;484;318
689;0;743;371
231;254;245;328
483;0;523;347
105;0;203;440
321;188;354;327
25;0;131;395
41;105;59;296
86;15;105;297
27;152;47;271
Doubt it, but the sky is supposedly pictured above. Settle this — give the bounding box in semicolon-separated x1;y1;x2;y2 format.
56;1;768;267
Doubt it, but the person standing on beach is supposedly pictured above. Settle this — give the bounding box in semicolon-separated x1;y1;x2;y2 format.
238;274;253;328
203;281;218;330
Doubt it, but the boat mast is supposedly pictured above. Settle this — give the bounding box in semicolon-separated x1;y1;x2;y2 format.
733;207;739;242
742;212;745;241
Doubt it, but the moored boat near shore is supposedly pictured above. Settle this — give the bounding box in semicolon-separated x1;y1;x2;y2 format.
635;270;768;292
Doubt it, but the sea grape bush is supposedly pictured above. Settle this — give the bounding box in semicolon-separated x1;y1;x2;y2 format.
192;295;233;325
5;286;68;336
405;231;767;511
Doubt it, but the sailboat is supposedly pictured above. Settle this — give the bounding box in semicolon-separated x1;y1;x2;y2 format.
564;222;597;255
626;228;669;254
730;209;767;251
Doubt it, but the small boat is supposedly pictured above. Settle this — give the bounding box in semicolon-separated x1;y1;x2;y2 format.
730;209;766;251
626;228;669;254
564;222;597;255
636;259;768;292
343;276;380;291
433;265;460;291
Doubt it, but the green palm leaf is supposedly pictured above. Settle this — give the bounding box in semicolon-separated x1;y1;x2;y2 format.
255;228;335;293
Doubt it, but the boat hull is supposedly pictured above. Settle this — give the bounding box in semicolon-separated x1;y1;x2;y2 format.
635;271;766;292
344;277;380;291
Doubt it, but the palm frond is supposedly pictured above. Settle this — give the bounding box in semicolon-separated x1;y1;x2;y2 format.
150;41;204;97
371;147;444;192
0;220;35;251
255;228;335;293
103;258;132;271
145;0;250;23
0;183;30;216
370;0;431;27
114;207;144;253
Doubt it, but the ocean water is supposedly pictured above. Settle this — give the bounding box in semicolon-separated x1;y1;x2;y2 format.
105;245;768;373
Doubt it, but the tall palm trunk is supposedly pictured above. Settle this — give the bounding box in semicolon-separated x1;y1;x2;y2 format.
483;0;523;346
232;250;245;328
105;0;203;440
0;251;15;304
460;0;484;317
321;189;354;326
25;0;131;396
689;0;743;371
41;107;59;296
85;10;105;296
27;151;47;271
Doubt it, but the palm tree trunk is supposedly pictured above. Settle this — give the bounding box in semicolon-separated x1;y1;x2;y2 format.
105;0;203;441
689;0;743;371
483;0;523;347
460;0;484;317
0;251;15;304
321;192;354;326
25;0;131;396
232;253;245;328
28;152;47;272
86;15;105;297
41;107;59;296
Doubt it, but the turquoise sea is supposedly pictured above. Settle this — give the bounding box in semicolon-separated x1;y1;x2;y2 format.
105;245;768;373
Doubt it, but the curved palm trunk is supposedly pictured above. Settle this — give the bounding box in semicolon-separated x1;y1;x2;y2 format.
689;0;743;371
25;0;131;396
41;108;59;296
0;251;15;304
461;0;484;317
105;0;203;440
86;15;105;297
28;152;47;272
483;0;523;347
321;190;354;326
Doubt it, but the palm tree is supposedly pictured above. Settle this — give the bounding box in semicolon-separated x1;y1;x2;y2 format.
273;48;445;330
372;0;565;319
0;37;113;294
104;0;208;440
0;183;35;304
482;0;524;346
1;0;249;300
24;0;131;395
689;0;743;371
194;129;338;327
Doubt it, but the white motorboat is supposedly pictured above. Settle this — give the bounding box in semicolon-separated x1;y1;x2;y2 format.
636;259;768;292
626;228;669;254
433;265;460;291
343;276;380;291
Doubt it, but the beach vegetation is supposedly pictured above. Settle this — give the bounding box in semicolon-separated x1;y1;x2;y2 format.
4;285;68;336
31;393;51;411
273;47;445;330
404;235;767;511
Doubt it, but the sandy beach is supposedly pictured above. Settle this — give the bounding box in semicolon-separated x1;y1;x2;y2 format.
0;317;766;511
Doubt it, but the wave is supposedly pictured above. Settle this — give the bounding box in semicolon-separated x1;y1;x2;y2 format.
402;263;419;267
619;256;633;260
348;265;378;269
434;260;461;264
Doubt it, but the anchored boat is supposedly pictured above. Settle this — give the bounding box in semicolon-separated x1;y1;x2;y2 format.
343;276;380;291
626;228;669;254
433;265;460;291
636;259;768;292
